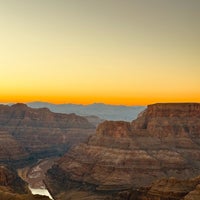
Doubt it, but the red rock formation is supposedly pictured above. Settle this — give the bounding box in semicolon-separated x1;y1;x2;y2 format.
124;176;200;200
0;131;29;162
0;103;95;166
96;121;132;137
45;103;200;200
146;176;200;199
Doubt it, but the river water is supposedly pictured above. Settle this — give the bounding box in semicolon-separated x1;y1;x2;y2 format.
18;157;58;200
29;187;54;199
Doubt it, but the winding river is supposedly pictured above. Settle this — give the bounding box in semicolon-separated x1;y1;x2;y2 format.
18;157;58;200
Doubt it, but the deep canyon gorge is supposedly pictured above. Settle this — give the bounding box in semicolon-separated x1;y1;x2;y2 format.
0;103;200;199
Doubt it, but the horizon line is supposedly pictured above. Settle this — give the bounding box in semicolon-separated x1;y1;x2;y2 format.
1;101;200;107
0;101;146;107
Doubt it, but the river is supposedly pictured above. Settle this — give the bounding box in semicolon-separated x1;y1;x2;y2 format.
17;157;58;200
29;187;54;199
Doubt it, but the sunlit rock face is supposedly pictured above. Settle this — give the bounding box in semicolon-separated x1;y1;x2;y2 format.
0;103;95;166
45;103;200;200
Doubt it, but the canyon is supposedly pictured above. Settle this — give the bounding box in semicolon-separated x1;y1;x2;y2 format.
45;103;200;199
1;102;200;199
0;164;51;200
0;103;95;167
0;103;96;199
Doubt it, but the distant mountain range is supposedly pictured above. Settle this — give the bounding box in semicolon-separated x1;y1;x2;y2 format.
27;102;145;121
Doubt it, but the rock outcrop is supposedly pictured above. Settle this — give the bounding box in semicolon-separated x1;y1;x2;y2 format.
0;103;95;166
121;176;200;200
45;103;200;199
0;165;28;194
144;176;200;200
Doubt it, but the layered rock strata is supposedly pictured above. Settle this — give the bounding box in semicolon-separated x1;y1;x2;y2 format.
0;131;29;162
45;103;200;199
0;103;95;166
117;176;200;200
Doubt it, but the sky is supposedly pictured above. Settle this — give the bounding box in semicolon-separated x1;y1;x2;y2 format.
0;0;200;105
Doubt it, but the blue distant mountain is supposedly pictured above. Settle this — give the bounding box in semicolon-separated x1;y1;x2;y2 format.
27;102;145;121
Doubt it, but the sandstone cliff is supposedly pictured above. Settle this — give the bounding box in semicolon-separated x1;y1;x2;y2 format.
45;103;200;200
0;103;95;166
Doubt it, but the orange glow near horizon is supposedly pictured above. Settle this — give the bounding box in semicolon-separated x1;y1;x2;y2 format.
1;93;200;106
0;1;200;106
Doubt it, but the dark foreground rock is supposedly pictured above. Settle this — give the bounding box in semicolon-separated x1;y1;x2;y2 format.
0;165;50;200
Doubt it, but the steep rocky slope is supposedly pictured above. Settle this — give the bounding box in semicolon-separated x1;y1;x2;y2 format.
0;165;28;194
0;165;50;200
0;103;95;166
0;131;29;162
45;103;200;199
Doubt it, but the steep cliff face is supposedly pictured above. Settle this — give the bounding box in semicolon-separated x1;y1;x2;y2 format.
0;165;28;194
0;131;29;162
132;103;200;136
45;103;200;200
0;103;95;166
